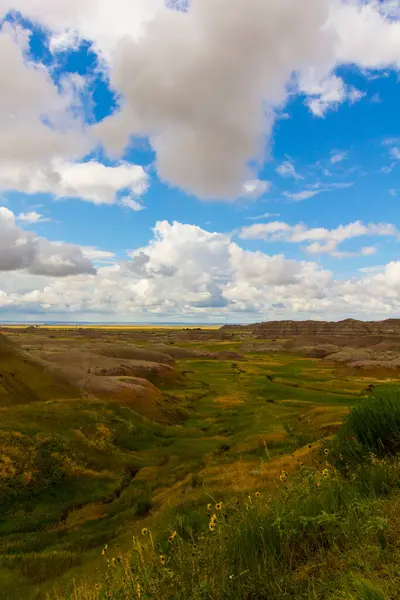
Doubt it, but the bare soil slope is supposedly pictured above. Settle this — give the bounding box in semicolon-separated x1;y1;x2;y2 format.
224;319;400;371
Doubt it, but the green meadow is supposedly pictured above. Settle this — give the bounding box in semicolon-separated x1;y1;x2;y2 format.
0;330;399;599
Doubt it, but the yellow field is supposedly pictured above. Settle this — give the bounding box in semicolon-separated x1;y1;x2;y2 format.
1;324;223;330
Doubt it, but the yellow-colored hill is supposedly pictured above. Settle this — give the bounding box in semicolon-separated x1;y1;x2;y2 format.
0;333;80;406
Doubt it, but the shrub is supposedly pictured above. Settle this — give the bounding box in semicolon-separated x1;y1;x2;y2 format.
134;492;153;517
329;389;400;470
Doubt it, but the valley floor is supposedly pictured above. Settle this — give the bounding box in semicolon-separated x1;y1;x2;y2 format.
0;327;399;599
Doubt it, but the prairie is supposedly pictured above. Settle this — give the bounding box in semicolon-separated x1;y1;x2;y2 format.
0;325;399;599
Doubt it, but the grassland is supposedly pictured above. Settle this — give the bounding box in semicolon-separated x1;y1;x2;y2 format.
1;325;223;330
0;327;399;599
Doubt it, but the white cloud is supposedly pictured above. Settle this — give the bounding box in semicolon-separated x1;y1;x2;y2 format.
91;0;336;199
0;20;149;209
16;212;51;224
390;147;400;160
320;182;354;191
283;180;354;201
0;207;96;276
0;219;333;316
331;151;348;164
283;190;320;201
361;246;377;256
239;219;398;258
348;88;366;104
329;1;400;69
1;219;400;320
381;163;396;174
48;29;81;53
371;92;382;103
316;161;333;177
382;137;400;146
359;265;385;274
246;212;280;221
80;246;116;263
276;161;303;180
241;179;271;199
303;74;347;117
0;1;399;201
0;22;89;167
302;74;365;117
120;196;145;211
0;160;149;206
320;245;377;260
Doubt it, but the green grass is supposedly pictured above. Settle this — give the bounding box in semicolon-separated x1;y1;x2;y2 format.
329;388;400;470
1;330;400;599
61;389;400;600
63;458;400;600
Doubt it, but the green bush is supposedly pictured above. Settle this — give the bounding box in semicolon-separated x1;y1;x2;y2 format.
134;492;153;517
330;389;400;469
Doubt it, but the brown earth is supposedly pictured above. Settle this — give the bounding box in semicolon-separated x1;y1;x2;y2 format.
6;317;400;376
224;319;400;371
222;318;400;339
0;331;186;421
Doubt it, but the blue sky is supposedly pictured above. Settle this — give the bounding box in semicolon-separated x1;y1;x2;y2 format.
1;0;400;323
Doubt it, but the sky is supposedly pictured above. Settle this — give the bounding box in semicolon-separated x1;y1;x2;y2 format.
0;0;400;324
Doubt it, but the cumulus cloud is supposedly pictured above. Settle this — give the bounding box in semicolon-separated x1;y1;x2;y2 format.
91;0;334;199
302;74;347;117
0;219;332;316
329;1;400;69
0;1;399;199
0;22;89;167
0;207;96;276
89;1;400;196
0;20;147;209
239;219;399;257
1;219;400;320
0;161;149;206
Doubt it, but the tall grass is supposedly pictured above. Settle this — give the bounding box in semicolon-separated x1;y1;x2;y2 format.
329;389;400;469
58;388;400;600
59;458;399;600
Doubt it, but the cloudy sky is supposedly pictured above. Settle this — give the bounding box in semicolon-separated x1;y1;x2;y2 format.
0;0;400;323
